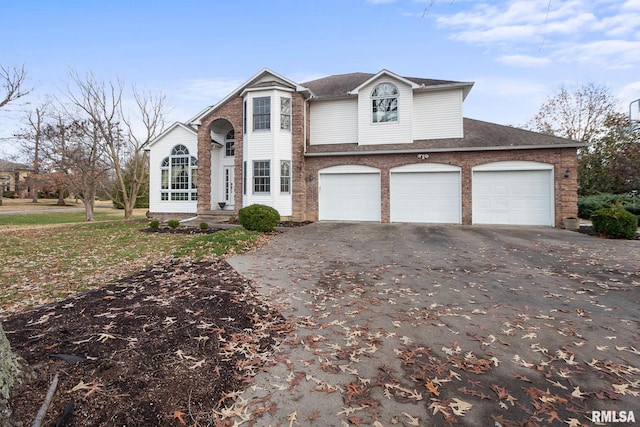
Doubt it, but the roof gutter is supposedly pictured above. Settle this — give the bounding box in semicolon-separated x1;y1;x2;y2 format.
304;143;584;157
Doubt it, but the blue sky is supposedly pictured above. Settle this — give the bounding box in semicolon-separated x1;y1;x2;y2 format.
1;0;639;159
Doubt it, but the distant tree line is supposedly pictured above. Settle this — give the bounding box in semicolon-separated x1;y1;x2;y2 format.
4;65;165;221
525;83;640;196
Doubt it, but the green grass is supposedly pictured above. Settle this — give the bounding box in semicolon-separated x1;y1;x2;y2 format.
0;221;267;316
173;227;261;258
0;208;131;226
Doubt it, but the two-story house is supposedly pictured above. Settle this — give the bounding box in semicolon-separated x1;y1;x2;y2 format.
147;69;581;227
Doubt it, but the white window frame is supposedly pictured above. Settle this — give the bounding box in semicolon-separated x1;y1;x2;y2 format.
224;129;235;157
280;160;291;194
160;144;198;202
253;160;271;194
280;97;291;131
253;96;271;131
372;83;399;123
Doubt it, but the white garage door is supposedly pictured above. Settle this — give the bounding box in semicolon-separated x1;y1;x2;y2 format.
319;166;381;221
390;164;461;223
473;162;554;226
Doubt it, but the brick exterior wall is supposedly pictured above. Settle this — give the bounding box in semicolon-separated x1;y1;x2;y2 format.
304;147;579;226
193;91;579;228
290;93;307;222
196;97;243;216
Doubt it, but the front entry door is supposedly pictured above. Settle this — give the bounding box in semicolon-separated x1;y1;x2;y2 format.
224;166;235;206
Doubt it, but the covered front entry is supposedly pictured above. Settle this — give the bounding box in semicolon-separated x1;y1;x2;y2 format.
390;163;461;223
318;165;381;221
472;161;554;226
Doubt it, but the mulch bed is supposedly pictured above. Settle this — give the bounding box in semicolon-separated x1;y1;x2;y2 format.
4;258;291;427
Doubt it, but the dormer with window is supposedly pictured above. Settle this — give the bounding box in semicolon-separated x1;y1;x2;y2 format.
372;83;399;123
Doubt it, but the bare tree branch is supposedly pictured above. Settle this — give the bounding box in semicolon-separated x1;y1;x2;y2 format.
0;64;31;110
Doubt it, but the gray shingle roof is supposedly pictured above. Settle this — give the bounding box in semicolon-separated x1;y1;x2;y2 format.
301;73;462;98
0;159;31;171
305;118;581;155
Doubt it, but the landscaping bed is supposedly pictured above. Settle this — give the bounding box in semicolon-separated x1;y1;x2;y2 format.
4;258;290;426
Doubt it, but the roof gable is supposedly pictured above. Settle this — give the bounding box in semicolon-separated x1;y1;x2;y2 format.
348;69;420;94
146;122;197;150
190;68;309;125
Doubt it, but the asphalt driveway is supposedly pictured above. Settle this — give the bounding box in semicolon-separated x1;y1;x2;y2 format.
227;223;640;426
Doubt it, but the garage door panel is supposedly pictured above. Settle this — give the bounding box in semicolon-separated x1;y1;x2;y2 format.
319;173;380;221
390;171;461;223
473;170;553;226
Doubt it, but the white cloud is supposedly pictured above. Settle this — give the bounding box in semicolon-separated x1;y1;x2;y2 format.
622;0;640;11
497;54;551;67
556;39;640;69
432;1;640;72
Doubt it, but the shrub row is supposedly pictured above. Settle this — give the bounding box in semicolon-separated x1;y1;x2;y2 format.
578;193;640;220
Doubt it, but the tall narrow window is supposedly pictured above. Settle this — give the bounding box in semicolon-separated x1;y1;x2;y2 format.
280;160;291;193
372;83;399;123
243;100;247;134
160;144;197;201
243;161;247;195
280;97;291;131
253;97;271;131
253;160;270;193
225;129;235;157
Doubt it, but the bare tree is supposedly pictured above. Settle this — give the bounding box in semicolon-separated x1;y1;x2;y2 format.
525;82;618;143
65;71;165;220
41;113;111;220
15;102;51;203
0;62;31;424
0;64;30;110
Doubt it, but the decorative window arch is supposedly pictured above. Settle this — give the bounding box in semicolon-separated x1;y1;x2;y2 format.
160;144;198;201
371;83;399;123
225;130;235;157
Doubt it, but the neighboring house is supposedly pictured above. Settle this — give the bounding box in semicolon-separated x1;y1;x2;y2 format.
0;159;32;198
148;69;582;226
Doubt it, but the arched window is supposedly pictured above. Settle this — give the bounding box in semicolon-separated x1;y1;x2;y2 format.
225;130;235;157
372;83;398;123
160;144;198;201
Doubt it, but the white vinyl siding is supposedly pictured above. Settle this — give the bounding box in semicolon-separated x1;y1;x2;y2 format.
148;124;198;214
358;78;413;145
309;98;358;145
242;88;293;216
412;90;464;140
472;162;554;226
390;164;461;224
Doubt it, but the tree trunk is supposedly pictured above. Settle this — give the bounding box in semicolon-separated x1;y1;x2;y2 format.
84;185;96;221
56;190;66;206
0;325;28;424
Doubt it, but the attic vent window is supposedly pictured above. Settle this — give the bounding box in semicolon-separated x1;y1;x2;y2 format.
372;83;398;123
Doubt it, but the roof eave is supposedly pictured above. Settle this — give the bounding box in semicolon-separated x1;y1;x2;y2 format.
304;143;584;157
349;69;420;95
414;82;475;100
146;122;197;151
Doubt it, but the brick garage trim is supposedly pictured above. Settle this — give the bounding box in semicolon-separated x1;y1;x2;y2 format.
303;147;578;227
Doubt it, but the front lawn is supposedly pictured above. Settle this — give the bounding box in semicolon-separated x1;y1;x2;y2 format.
0;220;265;317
